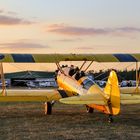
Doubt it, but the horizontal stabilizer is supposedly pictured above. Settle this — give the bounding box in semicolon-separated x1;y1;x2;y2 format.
59;94;105;105
121;94;140;104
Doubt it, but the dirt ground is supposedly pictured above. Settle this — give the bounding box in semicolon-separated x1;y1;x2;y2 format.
0;102;140;140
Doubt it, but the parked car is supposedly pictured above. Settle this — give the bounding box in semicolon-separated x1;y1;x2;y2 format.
120;80;128;87
120;80;136;87
26;81;38;88
0;81;9;87
95;80;106;88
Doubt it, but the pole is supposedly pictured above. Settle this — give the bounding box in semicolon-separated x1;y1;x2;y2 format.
0;63;6;96
135;62;139;93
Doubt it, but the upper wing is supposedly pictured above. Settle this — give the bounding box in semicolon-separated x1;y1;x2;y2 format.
0;53;140;63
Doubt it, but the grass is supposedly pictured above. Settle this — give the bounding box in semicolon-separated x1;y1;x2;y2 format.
0;102;140;140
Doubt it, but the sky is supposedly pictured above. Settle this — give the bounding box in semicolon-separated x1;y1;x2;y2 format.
0;0;140;72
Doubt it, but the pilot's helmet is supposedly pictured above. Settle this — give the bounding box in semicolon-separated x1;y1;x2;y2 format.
75;67;79;71
70;65;74;68
62;65;65;68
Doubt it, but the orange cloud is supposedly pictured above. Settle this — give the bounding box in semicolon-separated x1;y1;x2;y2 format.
47;24;140;37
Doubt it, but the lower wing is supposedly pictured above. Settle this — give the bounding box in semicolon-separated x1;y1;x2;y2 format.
0;89;71;102
121;94;140;104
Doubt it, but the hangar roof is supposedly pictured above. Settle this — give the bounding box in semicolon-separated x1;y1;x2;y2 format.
4;71;55;79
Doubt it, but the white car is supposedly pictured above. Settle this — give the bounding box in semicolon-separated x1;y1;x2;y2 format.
39;81;48;87
120;80;136;87
0;81;9;87
120;81;128;87
26;81;37;88
95;80;106;88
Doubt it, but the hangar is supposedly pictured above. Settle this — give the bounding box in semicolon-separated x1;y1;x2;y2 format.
2;71;57;88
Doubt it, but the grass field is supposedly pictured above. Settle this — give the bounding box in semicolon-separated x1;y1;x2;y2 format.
0;102;140;140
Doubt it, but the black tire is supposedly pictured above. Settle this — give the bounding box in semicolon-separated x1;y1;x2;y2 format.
108;115;113;123
46;102;52;115
86;105;94;113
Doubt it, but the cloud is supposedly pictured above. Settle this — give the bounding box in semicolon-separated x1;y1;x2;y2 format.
0;9;4;13
0;15;33;25
76;45;108;50
7;11;17;15
47;24;140;37
56;38;83;42
76;46;94;50
0;9;34;25
116;27;140;32
0;42;48;50
0;9;17;15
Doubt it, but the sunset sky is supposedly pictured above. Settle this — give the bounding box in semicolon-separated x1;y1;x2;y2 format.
0;0;140;72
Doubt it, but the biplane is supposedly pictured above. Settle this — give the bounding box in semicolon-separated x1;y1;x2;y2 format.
0;53;140;123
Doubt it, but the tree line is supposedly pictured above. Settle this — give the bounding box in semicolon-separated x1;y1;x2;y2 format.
89;69;140;82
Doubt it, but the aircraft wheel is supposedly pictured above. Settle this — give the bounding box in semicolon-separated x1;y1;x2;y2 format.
44;102;52;115
108;114;113;123
51;100;55;106
86;105;94;113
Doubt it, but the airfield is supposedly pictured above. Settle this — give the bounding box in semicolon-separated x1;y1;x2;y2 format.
0;89;140;140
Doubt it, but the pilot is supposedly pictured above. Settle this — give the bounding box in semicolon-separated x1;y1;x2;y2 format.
75;70;85;80
54;70;59;80
69;65;75;76
75;72;80;80
80;71;85;77
75;67;80;73
61;65;65;68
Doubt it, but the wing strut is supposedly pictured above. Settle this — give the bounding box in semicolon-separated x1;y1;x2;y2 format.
0;63;6;96
84;61;94;72
55;63;65;74
79;61;87;71
79;60;94;72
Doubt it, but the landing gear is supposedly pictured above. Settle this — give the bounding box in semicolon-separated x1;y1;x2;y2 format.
44;102;52;115
108;114;113;123
86;105;94;113
52;101;56;106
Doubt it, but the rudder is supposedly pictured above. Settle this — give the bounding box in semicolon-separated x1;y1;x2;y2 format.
104;70;120;115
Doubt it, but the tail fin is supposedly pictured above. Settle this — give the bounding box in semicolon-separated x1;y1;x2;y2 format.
104;70;120;115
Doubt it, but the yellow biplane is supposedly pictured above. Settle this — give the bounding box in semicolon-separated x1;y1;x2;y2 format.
0;53;140;123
